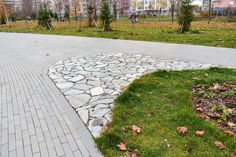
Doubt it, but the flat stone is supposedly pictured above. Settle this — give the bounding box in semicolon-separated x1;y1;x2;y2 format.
77;109;89;124
64;89;84;95
56;82;73;90
66;94;91;108
73;84;93;90
90;87;104;96
68;75;85;82
87;80;101;86
90;108;110;118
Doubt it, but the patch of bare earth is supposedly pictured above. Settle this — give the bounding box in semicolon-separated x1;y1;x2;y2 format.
192;82;236;134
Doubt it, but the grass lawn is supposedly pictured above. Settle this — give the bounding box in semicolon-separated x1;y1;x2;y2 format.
1;20;236;48
96;68;236;157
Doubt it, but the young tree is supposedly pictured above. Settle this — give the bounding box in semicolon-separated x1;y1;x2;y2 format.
100;0;112;32
87;4;96;27
37;6;52;29
111;0;119;20
208;0;212;24
178;0;193;33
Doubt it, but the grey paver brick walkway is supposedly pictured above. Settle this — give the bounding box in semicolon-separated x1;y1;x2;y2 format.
0;32;236;157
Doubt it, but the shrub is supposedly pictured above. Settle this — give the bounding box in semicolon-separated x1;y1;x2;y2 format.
178;0;193;33
37;7;52;29
100;0;113;32
0;14;6;25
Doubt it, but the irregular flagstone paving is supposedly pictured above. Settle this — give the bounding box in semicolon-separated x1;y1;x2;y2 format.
48;53;215;137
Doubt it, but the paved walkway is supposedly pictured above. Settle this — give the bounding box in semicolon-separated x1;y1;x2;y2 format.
0;32;236;157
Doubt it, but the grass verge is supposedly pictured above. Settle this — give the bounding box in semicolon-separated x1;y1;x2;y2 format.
1;21;236;48
96;68;236;157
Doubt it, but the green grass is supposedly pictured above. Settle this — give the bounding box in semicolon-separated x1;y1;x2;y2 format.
96;68;236;157
1;20;236;48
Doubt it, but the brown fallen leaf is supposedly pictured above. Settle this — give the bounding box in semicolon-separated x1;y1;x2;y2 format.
124;152;138;157
224;130;235;137
231;149;236;157
131;125;141;135
196;130;205;137
214;141;225;150
117;142;127;151
120;85;128;92
196;107;203;113
177;126;188;135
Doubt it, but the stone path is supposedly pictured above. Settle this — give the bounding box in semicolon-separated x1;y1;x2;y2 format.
48;53;215;137
0;32;235;157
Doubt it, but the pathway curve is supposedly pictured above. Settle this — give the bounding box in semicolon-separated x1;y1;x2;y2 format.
48;53;214;137
0;32;235;157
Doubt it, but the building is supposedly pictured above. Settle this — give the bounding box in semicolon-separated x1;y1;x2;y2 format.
212;0;236;15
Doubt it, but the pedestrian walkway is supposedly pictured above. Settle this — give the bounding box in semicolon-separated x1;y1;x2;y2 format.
0;32;235;157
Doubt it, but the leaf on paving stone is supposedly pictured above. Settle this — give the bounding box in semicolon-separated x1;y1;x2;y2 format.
131;125;141;135
117;142;127;151
196;130;205;137
214;141;225;149
177;126;188;135
224;130;235;137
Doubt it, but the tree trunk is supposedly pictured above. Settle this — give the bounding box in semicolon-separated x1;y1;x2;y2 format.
208;0;212;24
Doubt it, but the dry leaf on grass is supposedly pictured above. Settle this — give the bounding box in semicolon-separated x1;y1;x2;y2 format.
196;130;205;137
231;149;236;157
224;130;235;137
196;107;204;113
131;125;141;135
117;142;127;151
124;152;138;157
177;126;188;135
120;85;128;91
214;141;225;150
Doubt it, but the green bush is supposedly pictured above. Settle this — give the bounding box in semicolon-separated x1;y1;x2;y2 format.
0;14;6;25
100;0;113;32
37;7;52;29
178;0;194;33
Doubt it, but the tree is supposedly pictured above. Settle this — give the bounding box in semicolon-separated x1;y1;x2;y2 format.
87;4;96;27
111;0;119;19
100;0;113;32
37;6;52;29
178;0;193;33
208;0;212;24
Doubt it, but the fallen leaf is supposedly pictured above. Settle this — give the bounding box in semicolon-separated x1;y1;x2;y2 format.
228;122;236;127
131;125;141;135
177;126;188;135
196;130;205;137
224;130;235;137
231;149;236;157
124;152;138;157
196;107;203;113
117;142;127;151
211;83;221;90
120;85;128;91
214;141;225;149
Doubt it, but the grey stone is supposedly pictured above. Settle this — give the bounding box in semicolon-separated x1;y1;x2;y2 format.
73;84;93;90
90;87;104;96
56;82;73;89
66;94;91;108
68;75;85;82
77;109;89;124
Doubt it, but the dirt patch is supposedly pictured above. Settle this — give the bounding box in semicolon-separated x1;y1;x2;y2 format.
192;82;236;133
